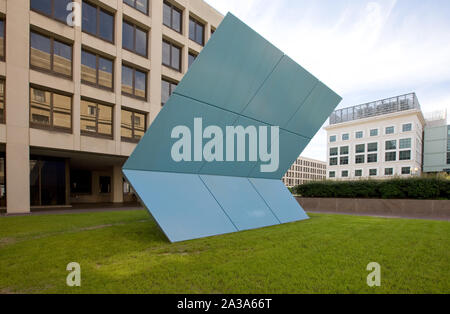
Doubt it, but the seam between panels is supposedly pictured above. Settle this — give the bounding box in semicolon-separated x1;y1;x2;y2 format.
247;178;282;225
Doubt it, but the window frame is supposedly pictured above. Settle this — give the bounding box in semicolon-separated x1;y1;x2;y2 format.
385;168;394;176
370;129;379;137
81;49;114;91
82;1;115;44
369;169;378;176
122;20;148;57
163;1;183;33
30;0;73;25
355;169;363;177
367;153;378;163
123;0;149;15
329;171;336;178
399;150;411;161
162;39;182;72
0;78;5;124
330;135;337;143
355;154;365;164
189;16;205;46
385;126;395;135
29;85;73;133
402;123;413;132
385;151;396;162
0;18;5;62
401;167;411;175
121;64;148;101
121;107;147;143
188;51;198;68
80;97;114;139
30;30;73;79
161;77;178;106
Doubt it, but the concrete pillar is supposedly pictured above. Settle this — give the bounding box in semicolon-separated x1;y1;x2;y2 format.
112;165;123;203
5;0;30;214
149;0;164;123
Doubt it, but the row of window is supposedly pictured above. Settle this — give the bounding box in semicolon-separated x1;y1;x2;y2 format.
28;85;147;142
330;139;412;157
330;150;412;166
329;123;413;142
330;167;413;178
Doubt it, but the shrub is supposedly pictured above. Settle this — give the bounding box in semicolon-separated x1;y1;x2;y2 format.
293;178;450;200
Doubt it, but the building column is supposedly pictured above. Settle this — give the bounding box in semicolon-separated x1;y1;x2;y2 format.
5;0;30;214
112;165;123;203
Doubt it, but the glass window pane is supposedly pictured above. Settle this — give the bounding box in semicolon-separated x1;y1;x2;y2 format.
122;21;134;51
400;138;412;149
53;41;72;76
0;81;4;123
172;9;181;32
162;41;171;66
80;100;97;133
81;50;97;84
82;1;97;35
188;53;196;68
161;80;170;106
189;19;195;40
124;0;135;7
99;10;114;42
135;27;147;56
30;88;51;126
0;20;4;60
30;32;51;70
98;104;112;136
31;0;52;16
171;45;180;70
121;65;133;95
134;112;145;140
163;3;172;27
134;70;146;98
195;23;204;45
53;93;72;129
121;110;133;138
136;0;148;14
54;0;72;22
98;57;113;89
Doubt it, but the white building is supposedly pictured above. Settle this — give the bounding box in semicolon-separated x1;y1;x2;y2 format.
325;93;425;180
282;156;326;187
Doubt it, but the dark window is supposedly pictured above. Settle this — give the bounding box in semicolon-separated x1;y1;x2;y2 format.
81;50;114;90
70;170;92;194
355;131;363;139
329;158;338;166
340;146;349;155
188;52;197;68
385;152;396;162
447;152;450;165
122;21;148;57
123;0;148;14
329;147;338;156
355;155;365;164
121;109;146;142
189;17;204;46
0;80;4;124
355;144;365;154
0;19;5;61
330;135;336;143
30;87;72;132
340;156;349;165
370;129;378;136
402;123;412;132
162;40;181;71
369;169;377;176
399;138;412;149
161;78;177;106
121;65;147;100
342;133;349;141
341;171;349;178
385;168;394;176
367;153;378;163
82;1;114;43
401;167;411;175
399;150;411;161
163;1;182;33
31;0;72;23
99;176;111;194
30;31;72;78
329;171;335;178
386;126;395;134
0;153;5;207
355;170;362;177
80;99;113;138
385;140;397;150
368;142;378;152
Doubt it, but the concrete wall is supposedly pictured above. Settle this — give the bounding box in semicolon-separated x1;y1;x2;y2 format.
296;197;450;220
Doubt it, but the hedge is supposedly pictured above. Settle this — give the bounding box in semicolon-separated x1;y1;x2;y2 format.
292;178;450;200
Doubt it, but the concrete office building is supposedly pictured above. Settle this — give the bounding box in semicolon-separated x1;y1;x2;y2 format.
282;156;326;188
423;110;450;173
325;93;425;180
0;0;222;213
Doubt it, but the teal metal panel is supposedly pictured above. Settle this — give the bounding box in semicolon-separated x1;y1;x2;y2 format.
284;82;342;138
200;175;280;231
174;13;284;114
123;94;238;173
123;169;237;243
242;56;318;128
249;178;309;223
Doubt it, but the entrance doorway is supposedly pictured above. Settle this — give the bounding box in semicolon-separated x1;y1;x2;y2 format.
30;156;66;206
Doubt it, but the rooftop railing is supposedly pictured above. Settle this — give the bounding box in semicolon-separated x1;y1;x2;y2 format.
329;93;421;125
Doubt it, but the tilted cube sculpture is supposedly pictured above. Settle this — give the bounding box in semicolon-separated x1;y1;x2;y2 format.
123;13;342;242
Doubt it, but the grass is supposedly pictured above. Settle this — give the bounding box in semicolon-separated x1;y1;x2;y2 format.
0;210;449;294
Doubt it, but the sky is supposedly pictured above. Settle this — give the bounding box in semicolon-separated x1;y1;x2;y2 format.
204;0;450;161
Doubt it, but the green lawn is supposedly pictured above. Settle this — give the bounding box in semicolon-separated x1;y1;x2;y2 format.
0;210;448;294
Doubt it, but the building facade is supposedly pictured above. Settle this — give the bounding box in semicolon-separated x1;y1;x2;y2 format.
282;156;327;187
0;0;223;213
423;111;450;173
325;93;425;180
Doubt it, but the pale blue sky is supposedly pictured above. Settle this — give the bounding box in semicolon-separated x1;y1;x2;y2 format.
205;0;450;161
